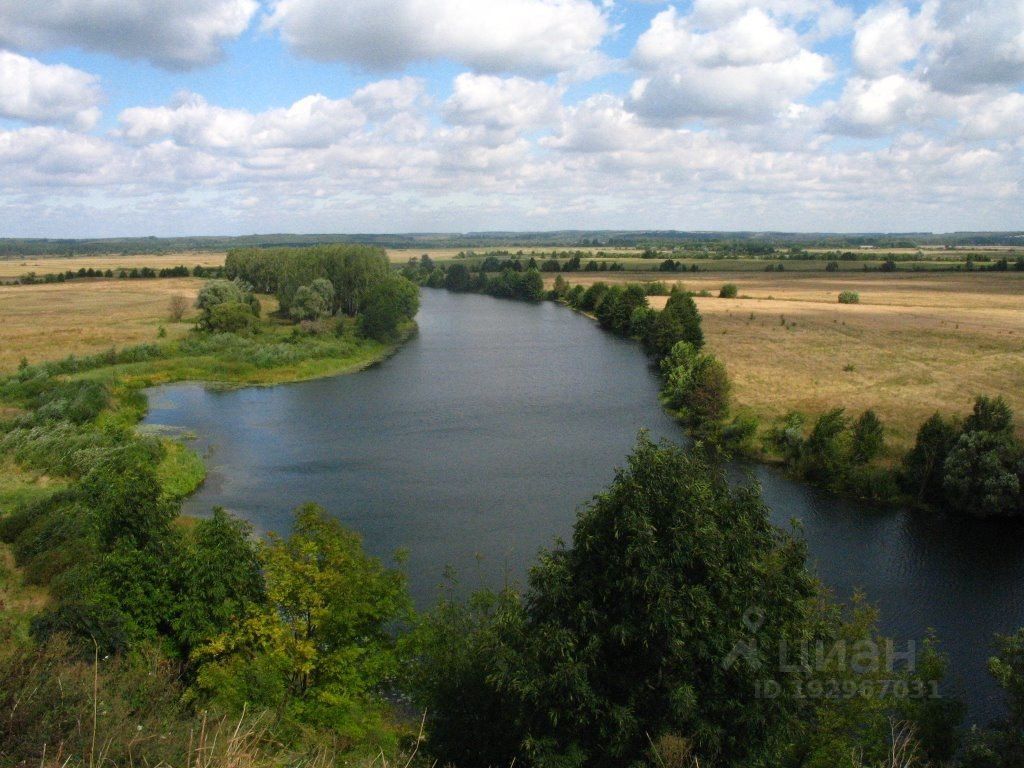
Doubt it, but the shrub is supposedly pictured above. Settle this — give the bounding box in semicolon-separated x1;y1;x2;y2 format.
207;301;259;333
718;283;738;298
838;291;860;304
169;294;189;321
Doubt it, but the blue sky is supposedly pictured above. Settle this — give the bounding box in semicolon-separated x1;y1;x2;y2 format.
0;0;1021;236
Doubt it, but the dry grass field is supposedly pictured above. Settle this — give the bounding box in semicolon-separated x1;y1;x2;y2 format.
0;251;225;280
0;278;207;372
567;271;1024;452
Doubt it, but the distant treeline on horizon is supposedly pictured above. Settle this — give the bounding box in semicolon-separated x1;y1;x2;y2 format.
1;230;1022;257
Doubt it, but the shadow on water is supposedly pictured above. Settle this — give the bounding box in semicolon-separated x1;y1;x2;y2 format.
144;289;1024;724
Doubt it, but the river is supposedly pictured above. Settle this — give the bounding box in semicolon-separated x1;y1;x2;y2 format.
143;289;1024;724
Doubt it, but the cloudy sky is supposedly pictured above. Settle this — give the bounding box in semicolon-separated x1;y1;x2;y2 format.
0;0;1021;236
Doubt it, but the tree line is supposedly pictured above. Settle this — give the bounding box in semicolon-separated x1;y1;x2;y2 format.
5;264;224;286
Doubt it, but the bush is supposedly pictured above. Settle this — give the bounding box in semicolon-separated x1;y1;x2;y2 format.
207;301;259;333
838;290;860;304
718;283;738;298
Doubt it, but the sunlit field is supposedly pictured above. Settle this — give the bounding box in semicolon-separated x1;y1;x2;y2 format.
597;270;1024;452
0;278;206;372
0;252;226;280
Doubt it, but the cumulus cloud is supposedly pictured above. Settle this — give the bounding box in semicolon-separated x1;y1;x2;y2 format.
923;0;1024;93
117;92;365;150
826;74;936;135
627;7;833;124
443;74;562;136
852;2;936;77
0;0;257;70
0;51;102;129
0;0;1022;234
263;0;609;76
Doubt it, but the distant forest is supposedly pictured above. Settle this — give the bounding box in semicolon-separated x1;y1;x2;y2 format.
1;230;1023;256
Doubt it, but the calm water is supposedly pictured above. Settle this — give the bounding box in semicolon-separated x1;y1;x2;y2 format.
144;289;1024;723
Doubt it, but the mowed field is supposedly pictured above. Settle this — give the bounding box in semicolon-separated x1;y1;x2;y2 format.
0;278;207;372
0;252;226;280
561;271;1024;452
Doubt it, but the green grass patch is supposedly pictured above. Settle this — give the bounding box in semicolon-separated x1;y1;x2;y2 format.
156;439;207;499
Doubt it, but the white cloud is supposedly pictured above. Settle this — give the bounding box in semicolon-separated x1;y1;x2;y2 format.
117;92;365;150
0;0;257;70
443;74;562;136
263;0;609;76
627;7;833;124
0;51;102;129
958;91;1024;139
827;74;936;135
923;0;1024;93
852;2;936;77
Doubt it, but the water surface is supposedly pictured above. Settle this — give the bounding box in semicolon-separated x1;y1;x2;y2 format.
145;289;1024;723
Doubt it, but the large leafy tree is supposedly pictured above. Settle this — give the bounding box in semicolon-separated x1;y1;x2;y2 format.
195;504;411;736
359;275;420;341
644;288;704;357
407;435;829;767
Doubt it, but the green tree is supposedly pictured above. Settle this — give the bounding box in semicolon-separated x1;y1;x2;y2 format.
850;409;884;464
359;275;420;341
901;412;960;506
800;408;850;484
408;435;828;767
644;288;704;357
719;283;738;298
965;395;1014;435
444;263;471;292
170;508;264;659
289;285;329;321
194;504;410;737
943;430;1022;517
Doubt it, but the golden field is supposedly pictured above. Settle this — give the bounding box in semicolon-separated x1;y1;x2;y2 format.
0;278;207;372
566;270;1024;452
0;251;225;280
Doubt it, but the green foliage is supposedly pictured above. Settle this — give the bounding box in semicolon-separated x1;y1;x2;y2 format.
80;442;176;551
902;412;960;506
359;275;420;341
850;409;884;464
170;508;264;659
595;283;648;336
290;284;330;321
719;283;738;298
207;301;260;333
225;245;389;316
661;341;731;427
643;287;704;358
195;280;260;331
942;430;1022;517
902;397;1024;517
408;435;827;767
577;281;609;311
194;503;410;740
444;263;472;292
837;290;860;304
400;588;526;767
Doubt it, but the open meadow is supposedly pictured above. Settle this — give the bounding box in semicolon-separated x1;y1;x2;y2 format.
560;270;1024;452
0;278;207;372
